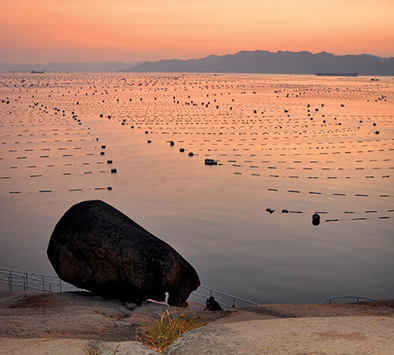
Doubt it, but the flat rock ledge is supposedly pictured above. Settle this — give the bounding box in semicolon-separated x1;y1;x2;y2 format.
1;290;393;354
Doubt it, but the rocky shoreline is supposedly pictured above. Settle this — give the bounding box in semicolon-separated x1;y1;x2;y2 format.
1;290;393;354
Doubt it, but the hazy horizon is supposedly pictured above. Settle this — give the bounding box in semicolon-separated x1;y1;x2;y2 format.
1;49;393;66
1;1;393;64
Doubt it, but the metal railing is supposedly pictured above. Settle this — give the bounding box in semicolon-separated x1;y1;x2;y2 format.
0;267;79;293
2;268;380;308
190;285;260;308
0;267;259;308
321;295;378;304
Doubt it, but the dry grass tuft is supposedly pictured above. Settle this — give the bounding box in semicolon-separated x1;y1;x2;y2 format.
137;310;206;353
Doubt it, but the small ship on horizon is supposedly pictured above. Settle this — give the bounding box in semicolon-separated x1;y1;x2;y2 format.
315;71;358;77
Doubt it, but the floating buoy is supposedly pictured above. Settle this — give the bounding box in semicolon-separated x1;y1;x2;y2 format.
147;140;151;143
100;152;105;155
180;148;185;152
266;208;275;214
107;186;112;190
107;160;113;164
111;168;117;173
170;141;174;146
312;213;321;226
205;158;217;165
188;152;194;157
281;209;289;213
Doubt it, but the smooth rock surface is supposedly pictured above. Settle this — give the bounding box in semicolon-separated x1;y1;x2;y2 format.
47;200;200;306
1;291;393;355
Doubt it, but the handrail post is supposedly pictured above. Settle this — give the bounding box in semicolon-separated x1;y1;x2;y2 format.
232;297;236;307
9;270;12;290
59;279;62;292
42;275;45;291
26;273;29;291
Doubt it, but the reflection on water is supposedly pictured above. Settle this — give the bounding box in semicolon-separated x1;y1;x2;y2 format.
0;73;393;303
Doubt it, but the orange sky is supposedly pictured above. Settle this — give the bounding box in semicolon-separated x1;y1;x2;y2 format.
1;0;393;63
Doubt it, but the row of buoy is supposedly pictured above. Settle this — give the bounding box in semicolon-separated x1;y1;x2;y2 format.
1;97;119;192
230;171;390;180
6;187;113;194
265;208;393;215
261;187;392;198
1;160;114;169
264;210;392;226
2;75;391;208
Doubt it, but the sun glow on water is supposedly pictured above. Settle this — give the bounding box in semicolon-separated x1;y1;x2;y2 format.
0;73;393;303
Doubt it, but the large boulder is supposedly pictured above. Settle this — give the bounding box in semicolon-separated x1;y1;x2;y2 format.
47;200;200;306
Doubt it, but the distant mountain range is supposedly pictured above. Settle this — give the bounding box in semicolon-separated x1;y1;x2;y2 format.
1;51;393;75
124;50;394;76
0;61;143;73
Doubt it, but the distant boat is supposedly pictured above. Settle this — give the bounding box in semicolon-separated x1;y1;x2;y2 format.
31;70;44;74
315;71;358;77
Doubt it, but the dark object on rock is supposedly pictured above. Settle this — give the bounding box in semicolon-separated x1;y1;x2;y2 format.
47;200;200;307
312;213;321;226
205;296;222;311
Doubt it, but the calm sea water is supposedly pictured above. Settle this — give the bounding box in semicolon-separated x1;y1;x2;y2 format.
0;73;393;304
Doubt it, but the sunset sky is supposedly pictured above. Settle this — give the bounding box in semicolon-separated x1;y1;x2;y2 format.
1;0;393;64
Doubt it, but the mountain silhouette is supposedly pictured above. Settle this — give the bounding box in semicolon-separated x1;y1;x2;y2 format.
124;50;394;76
